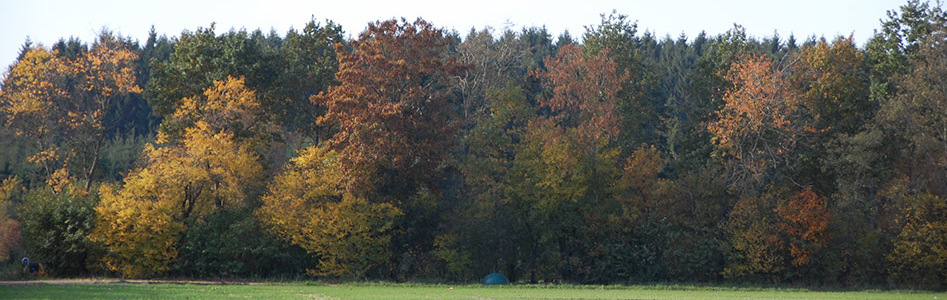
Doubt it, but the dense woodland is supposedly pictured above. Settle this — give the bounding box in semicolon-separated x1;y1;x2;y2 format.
1;0;946;287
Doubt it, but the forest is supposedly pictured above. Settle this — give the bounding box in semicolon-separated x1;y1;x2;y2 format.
0;0;945;288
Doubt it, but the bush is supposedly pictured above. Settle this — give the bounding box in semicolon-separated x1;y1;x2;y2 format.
18;186;101;276
174;208;314;279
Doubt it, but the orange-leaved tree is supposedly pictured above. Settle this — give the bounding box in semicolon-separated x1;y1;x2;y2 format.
266;18;465;278
536;44;626;150
312;18;465;194
776;187;832;267
709;53;800;190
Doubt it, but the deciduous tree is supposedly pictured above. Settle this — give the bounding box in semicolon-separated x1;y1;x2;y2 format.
776;187;831;267
258;145;400;278
69;33;142;191
0;177;23;263
583;12;659;149
437;84;533;279
723;191;786;281
167;76;270;143
709;54;799;190
0;34;141;193
536;44;625;147
887;192;947;286
503;42;627;282
792;36;870;135
91;77;264;277
19;184;99;276
313;18;465;193
91;121;262;277
0;45;71;192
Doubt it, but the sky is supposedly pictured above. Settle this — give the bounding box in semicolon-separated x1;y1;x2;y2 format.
0;0;912;73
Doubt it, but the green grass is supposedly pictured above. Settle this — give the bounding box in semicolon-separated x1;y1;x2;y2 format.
1;281;944;300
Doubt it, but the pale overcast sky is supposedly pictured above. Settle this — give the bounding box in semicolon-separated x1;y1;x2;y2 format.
0;0;912;72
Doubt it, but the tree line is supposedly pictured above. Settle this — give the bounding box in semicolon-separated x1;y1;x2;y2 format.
0;0;945;287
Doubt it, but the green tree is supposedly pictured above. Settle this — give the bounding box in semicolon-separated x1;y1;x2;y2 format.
278;19;343;136
175;207;313;278
0;177;24;263
147;24;259;117
879;21;947;196
583;12;659;151
19;185;100;276
512;43;625;282
823;128;896;284
887;192;947;287
877;20;947;288
866;0;947;103
438;84;533;280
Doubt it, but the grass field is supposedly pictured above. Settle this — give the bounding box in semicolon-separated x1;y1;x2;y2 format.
1;281;944;300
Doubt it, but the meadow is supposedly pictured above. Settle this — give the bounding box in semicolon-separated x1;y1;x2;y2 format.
0;281;944;300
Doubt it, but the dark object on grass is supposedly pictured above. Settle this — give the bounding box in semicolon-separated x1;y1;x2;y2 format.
482;272;509;285
22;257;40;274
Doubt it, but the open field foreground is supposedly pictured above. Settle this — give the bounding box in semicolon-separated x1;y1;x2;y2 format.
0;281;945;300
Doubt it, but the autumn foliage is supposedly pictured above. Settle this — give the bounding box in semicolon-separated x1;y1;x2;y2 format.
0;34;140;193
2;3;947;287
536;44;626;145
776;187;831;267
710;54;797;161
313;18;465;193
258;146;401;278
91;78;263;278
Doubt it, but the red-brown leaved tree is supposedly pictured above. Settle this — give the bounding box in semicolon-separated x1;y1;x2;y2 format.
313;18;466;194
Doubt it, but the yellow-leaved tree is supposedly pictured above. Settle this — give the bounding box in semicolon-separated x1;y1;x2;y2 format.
167;76;272;143
92;121;262;277
0;35;141;194
93;184;182;278
0;45;72;192
69;34;142;191
258;145;401;278
91;77;264;278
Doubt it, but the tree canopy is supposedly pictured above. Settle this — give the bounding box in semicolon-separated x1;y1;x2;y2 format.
1;2;947;288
